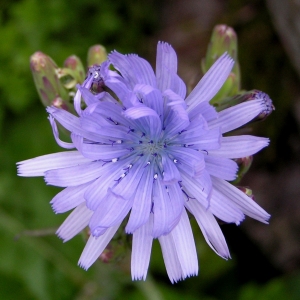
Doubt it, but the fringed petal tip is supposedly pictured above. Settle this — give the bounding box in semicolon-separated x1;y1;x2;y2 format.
78;261;89;271
170;271;199;284
55;228;69;243
131;274;147;281
261;212;271;224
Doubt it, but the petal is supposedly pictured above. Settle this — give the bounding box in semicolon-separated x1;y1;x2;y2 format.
209;187;245;224
78;224;120;270
158;209;198;283
126;55;157;87
89;192;133;237
188;101;218;122
109;51;156;88
48;116;75;149
131;214;154;280
204;155;238;181
56;202;93;242
152;179;184;238
156;42;178;92
166;146;205;178
208;136;269;158
50;182;92;213
84;157;133;211
185;199;230;259
179;168;211;208
17;151;92;177
134;84;163;121
212;176;270;223
186;53;234;112
177;127;221;151
125;165;154;233
208;99;266;133
161;153;181;184
74;76;93;115
111;156;149;200
78;86;100;106
45;161;105;187
79;143;131;161
158;231;183;283
123;105;162;137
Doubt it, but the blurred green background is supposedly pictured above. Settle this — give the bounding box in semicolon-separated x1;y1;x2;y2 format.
1;0;300;299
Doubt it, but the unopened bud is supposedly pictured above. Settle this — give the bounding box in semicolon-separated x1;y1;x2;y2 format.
232;156;253;184
203;25;241;104
52;97;69;110
87;45;107;67
237;186;255;201
30;52;69;107
216;90;275;120
202;25;238;71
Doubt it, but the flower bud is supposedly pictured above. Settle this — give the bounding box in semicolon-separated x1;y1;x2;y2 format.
237;186;255;201
62;55;85;86
216;90;275;121
87;45;107;67
233;156;253;184
202;25;241;104
30;51;69;108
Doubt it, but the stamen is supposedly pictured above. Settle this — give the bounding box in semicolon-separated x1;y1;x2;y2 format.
115;173;126;183
109;139;121;146
178;181;195;201
127;126;135;133
123;164;133;172
178;129;187;134
107;117;119;125
144;161;151;168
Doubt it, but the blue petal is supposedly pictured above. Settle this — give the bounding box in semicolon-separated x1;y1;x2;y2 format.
161;153;181;184
45;161;105;187
158;209;198;283
208;136;269;158
212;176;270;223
208;99;266;134
78;224;120;270
204;156;238;181
185;200;230;259
152;178;184;237
50;182;92;213
56;203;93;242
126;165;154;233
17;151;92;177
89;191;133;236
131;214;154;280
186;52;234;112
156;42;178;92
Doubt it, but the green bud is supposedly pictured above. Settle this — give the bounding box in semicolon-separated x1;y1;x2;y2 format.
58;55;86;89
202;25;241;104
87;45;107;67
30;51;69;108
237;186;255;201
232;156;253;184
202;25;238;71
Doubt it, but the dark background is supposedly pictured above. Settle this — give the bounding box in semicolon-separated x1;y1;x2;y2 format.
1;0;300;299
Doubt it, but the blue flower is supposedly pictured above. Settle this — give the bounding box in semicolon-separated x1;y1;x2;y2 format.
18;42;271;282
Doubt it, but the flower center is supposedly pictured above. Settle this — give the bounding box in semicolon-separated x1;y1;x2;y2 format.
137;138;165;155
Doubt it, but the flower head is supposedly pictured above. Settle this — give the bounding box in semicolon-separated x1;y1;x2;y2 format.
18;42;271;283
